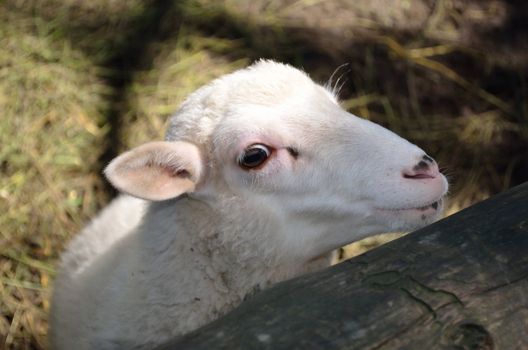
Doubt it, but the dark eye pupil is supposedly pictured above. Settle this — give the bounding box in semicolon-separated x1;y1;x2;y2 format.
239;146;269;168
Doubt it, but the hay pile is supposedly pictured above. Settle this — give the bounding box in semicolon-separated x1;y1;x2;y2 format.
0;8;108;348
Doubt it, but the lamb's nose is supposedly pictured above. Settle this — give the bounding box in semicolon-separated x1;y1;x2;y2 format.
403;155;439;179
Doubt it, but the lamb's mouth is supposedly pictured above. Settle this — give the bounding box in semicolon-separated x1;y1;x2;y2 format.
376;198;443;212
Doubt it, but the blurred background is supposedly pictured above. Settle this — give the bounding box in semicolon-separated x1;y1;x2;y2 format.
1;0;527;348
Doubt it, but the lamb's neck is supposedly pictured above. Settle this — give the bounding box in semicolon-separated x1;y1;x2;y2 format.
204;195;334;296
140;196;331;302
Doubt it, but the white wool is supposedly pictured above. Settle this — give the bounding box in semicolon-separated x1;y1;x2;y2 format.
50;60;448;349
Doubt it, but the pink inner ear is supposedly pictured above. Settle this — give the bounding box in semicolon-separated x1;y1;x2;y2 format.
115;162;196;201
105;141;203;201
152;162;190;179
175;169;190;177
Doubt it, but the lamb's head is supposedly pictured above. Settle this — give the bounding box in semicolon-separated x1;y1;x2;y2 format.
105;60;448;260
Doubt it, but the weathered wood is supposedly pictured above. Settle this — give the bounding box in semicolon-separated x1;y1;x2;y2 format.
157;183;528;350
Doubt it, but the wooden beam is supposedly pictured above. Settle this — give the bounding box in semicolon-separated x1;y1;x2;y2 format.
157;182;528;350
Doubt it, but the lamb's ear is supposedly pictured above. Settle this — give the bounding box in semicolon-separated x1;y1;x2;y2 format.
104;141;203;201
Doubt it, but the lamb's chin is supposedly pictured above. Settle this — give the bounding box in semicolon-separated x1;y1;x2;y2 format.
376;197;445;232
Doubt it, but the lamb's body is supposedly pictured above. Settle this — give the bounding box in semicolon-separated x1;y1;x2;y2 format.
52;195;330;349
50;61;448;349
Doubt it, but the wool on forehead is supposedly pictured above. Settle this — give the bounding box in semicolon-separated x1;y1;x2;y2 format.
164;60;330;145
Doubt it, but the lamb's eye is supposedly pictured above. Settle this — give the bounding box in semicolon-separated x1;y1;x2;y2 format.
238;144;271;169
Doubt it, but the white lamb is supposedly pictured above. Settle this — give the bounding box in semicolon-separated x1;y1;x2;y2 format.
50;60;448;349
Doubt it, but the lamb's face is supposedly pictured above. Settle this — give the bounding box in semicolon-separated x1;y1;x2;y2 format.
207;62;448;258
106;60;448;261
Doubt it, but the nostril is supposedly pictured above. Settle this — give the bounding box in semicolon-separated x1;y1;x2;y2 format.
403;160;439;180
414;161;430;172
